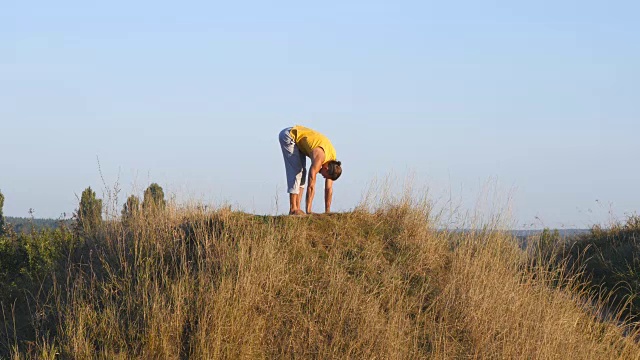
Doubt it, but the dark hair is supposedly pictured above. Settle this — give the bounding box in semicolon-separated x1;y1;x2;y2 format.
328;160;342;181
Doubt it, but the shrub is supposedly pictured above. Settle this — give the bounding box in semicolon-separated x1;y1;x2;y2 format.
561;215;640;323
1;226;75;355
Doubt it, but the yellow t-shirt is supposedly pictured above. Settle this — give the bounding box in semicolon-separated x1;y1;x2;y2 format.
290;125;337;164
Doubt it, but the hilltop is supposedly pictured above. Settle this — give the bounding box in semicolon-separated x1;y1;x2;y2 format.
1;200;639;358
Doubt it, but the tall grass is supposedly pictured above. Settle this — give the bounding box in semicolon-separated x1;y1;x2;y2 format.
6;192;640;359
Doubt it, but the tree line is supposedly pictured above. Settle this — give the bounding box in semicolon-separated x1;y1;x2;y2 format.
0;183;167;237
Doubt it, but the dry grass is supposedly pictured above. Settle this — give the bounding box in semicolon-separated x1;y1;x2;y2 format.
12;194;640;359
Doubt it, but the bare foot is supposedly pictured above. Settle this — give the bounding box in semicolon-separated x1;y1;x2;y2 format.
289;209;305;216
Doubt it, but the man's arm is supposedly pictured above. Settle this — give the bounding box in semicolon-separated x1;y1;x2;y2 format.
305;148;325;214
324;178;333;213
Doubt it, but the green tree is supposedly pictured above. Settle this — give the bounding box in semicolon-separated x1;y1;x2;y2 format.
142;183;166;213
0;190;5;236
75;187;103;236
122;195;140;224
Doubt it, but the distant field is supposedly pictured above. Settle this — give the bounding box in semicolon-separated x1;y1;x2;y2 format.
5;216;72;233
511;228;590;238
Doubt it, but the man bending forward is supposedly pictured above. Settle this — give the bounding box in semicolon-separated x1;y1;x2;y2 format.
279;125;342;215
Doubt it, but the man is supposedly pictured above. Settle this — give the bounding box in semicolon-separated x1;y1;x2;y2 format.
279;125;342;215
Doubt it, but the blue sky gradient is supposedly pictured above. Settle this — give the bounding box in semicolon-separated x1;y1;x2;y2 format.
1;1;638;228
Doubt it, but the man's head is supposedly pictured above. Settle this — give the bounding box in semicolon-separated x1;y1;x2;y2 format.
320;160;342;181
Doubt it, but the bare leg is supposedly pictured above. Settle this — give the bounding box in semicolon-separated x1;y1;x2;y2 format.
289;193;297;214
289;191;305;215
296;186;303;210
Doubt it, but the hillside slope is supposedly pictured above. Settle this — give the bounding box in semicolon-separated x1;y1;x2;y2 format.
2;202;639;359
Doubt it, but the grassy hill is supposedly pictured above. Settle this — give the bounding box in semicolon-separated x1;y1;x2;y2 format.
1;199;639;359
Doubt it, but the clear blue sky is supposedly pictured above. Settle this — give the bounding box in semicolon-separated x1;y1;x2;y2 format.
1;1;638;228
